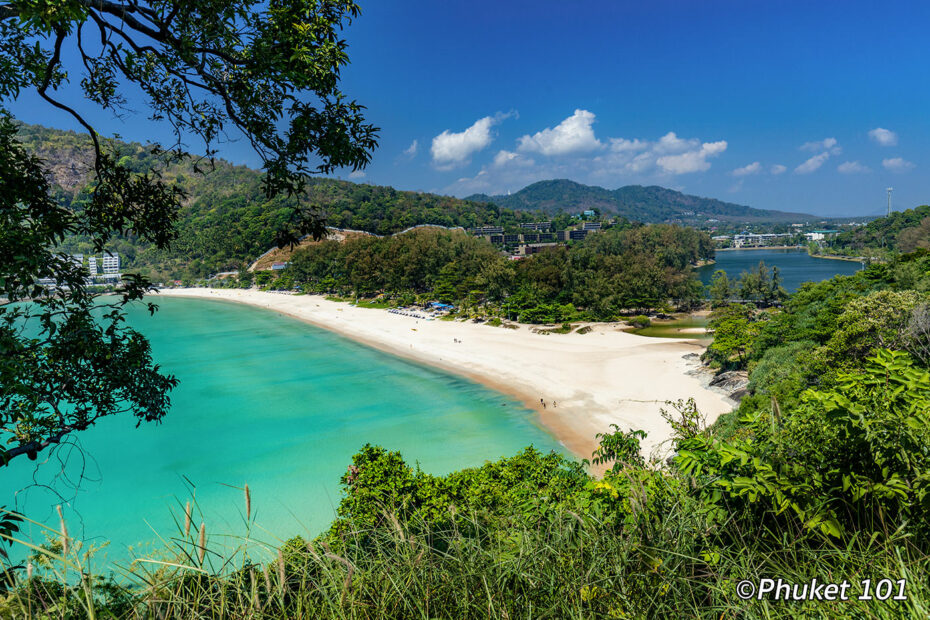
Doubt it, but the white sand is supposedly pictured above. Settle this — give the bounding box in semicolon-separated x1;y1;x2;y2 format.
155;288;733;462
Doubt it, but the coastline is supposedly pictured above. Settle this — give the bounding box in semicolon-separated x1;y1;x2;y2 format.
154;288;734;464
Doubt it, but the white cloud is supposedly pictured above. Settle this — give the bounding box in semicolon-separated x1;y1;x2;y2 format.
492;149;534;168
837;161;870;174
625;151;656;173
869;128;898;147
795;152;830;174
732;162;761;177
445;128;727;196
403;139;418;158
801;137;841;154
609;137;649;153
883;157;915;173
770;164;787;175
348;170;366;179
654;131;694;154
517;109;603;156
656;140;727;174
431;114;508;169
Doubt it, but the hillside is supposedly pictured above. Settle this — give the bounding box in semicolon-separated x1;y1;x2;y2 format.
829;204;930;254
15;124;542;279
467;179;816;223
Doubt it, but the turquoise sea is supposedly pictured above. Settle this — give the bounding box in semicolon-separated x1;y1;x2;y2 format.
4;297;562;565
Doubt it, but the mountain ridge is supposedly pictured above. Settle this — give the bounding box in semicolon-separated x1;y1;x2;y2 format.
466;179;817;223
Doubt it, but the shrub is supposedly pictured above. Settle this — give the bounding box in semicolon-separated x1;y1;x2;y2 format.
629;315;651;328
674;349;930;539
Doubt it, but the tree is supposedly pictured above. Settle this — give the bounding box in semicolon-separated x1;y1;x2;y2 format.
705;304;761;368
0;1;377;468
736;261;786;307
820;289;926;365
708;270;734;306
237;266;253;289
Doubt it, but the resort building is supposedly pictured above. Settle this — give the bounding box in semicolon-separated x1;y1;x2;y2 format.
87;256;98;277
733;233;791;248
581;222;602;231
471;225;504;235
519;222;551;231
805;230;839;242
102;252;120;274
515;242;559;256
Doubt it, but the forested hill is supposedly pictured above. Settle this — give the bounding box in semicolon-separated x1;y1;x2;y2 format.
467;179;815;223
829;204;930;254
15;124;542;279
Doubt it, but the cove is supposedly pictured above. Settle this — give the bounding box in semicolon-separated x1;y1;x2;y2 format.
3;297;562;565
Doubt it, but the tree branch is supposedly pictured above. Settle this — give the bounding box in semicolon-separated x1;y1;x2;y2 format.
0;426;78;465
36;28;103;167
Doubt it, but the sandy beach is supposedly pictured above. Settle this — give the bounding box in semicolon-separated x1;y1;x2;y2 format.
155;288;733;462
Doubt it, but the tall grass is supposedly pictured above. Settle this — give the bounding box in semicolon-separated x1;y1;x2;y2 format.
2;490;926;618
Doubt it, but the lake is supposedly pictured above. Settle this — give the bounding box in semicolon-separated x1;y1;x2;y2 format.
631;248;865;339
697;248;864;292
4;298;561;566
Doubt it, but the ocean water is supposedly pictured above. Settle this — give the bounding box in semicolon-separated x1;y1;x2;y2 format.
3;297;562;565
697;248;864;292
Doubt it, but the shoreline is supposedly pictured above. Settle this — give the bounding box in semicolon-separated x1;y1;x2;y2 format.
809;253;867;263
715;245;804;252
154;288;734;465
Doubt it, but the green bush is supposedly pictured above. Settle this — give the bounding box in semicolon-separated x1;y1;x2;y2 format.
675;349;930;539
629;315;651;328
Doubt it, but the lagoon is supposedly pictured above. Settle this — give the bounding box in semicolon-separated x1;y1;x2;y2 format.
631;249;866;340
697;248;864;292
4;297;561;564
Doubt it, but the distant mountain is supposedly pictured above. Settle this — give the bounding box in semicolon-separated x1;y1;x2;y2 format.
15;123;541;279
467;179;816;223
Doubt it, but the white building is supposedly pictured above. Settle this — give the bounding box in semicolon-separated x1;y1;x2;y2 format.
87;256;98;277
102;252;120;274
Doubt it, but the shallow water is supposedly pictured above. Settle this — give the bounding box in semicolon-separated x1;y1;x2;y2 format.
631;316;712;341
4;297;561;565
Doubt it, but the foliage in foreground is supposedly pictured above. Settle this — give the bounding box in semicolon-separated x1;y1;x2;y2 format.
3;345;928;618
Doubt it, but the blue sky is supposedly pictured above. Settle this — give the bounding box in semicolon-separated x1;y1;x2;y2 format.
9;1;930;216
